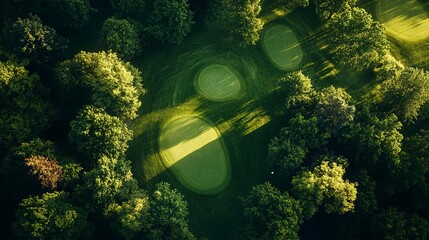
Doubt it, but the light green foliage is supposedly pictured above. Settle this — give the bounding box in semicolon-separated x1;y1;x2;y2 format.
277;71;315;108
291;0;309;8
326;4;389;71
106;189;150;240
314;0;357;20
371;207;428;240
146;182;196;240
316;86;355;132
382;67;429;122
0;61;53;148
344;111;403;167
13;191;88;240
374;54;404;82
149;0;194;44
82;156;139;208
111;0;145;20
60;162;84;189
47;0;93;28
56;51;144;120
100;17;142;60
2;14;67;62
234;0;264;46
292;159;358;219
241;182;303;240
69;106;133;162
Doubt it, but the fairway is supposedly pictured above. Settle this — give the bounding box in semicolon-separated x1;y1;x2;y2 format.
377;0;429;42
195;64;242;101
262;24;303;71
159;115;231;194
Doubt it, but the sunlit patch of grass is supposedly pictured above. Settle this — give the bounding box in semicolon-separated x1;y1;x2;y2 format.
377;0;429;42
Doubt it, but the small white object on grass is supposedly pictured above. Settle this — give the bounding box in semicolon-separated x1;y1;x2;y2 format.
271;171;274;175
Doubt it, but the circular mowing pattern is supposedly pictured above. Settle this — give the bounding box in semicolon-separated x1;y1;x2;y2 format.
159;115;231;194
195;64;242;101
378;0;429;42
262;24;303;71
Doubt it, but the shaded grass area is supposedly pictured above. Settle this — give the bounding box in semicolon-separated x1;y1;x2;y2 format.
262;24;304;71
159;115;231;194
195;64;242;101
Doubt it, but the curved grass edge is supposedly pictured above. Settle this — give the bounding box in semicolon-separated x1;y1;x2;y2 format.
193;63;245;102
158;115;232;195
261;23;304;71
376;0;429;43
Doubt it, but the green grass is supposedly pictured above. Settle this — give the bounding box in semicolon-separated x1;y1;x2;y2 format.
158;115;231;194
195;64;242;101
377;0;429;42
262;24;303;71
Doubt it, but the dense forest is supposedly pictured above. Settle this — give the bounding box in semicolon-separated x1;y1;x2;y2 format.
0;0;428;239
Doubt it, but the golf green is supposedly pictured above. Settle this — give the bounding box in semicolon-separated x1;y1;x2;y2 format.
195;64;242;101
159;115;231;194
262;24;303;71
377;0;429;42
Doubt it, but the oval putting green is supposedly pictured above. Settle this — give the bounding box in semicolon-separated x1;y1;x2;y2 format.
159;115;231;194
262;24;303;71
377;0;429;42
195;64;242;101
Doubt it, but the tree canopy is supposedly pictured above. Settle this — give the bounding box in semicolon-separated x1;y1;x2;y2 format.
56;51;144;120
233;0;264;46
314;0;357;20
326;4;389;71
148;0;194;45
46;0;94;28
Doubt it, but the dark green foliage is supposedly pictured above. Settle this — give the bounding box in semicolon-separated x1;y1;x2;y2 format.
268;137;307;175
111;0;146;20
148;0;194;44
0;62;53;149
277;71;315;108
2;14;67;63
46;0;94;28
292;158;358;219
56;51;144;120
353;170;377;216
234;0;264;46
241;182;303;240
381;67;429;122
314;0;357;20
371;207;428;240
145;182;196;240
100;17;142;60
315;86;355;132
326;4;389;71
105;189;150;240
69;106;133;162
286;114;330;149
13;191;89;240
342;110;403;168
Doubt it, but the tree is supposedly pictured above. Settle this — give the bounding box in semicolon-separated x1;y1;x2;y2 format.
0;61;54;149
371;207;428;240
373;54;404;82
106;189;150;239
314;0;357;20
277;71;315;108
110;0;146;20
100;17;142;60
241;182;303;240
2;14;67;63
381;67;429;122
315;86;355;133
325;4;389;71
69;106;133;163
24;155;62;190
268;138;307;175
292;158;358;219
13;191;89;240
233;0;264;46
56;51;144;120
145;182;196;240
148;0;194;44
46;0;94;28
285;114;330;149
